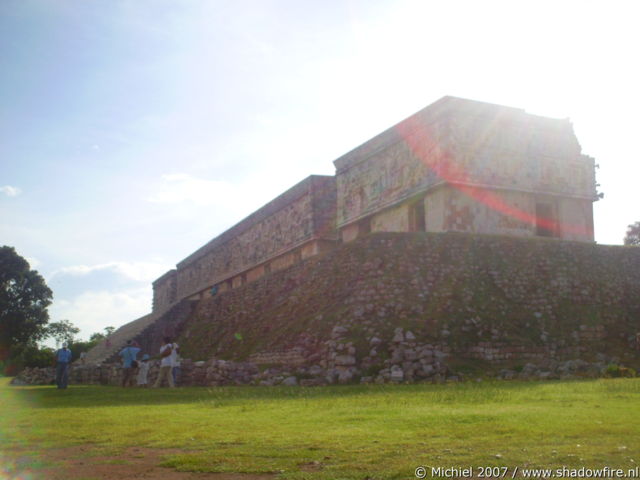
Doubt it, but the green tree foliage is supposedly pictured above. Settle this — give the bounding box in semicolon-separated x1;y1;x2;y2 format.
67;326;115;362
45;319;80;346
624;221;640;246
0;246;53;359
5;344;56;374
88;326;115;342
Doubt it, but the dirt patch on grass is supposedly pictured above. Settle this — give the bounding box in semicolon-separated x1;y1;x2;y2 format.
6;445;276;480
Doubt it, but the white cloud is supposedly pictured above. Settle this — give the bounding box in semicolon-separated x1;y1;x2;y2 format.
47;287;152;343
0;185;22;197
43;261;172;345
50;261;171;283
146;173;238;207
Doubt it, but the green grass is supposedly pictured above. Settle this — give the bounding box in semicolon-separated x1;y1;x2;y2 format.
1;378;639;479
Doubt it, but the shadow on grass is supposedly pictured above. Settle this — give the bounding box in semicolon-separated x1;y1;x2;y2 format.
3;378;607;410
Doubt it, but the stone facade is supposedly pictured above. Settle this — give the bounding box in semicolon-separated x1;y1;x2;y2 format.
16;232;640;387
152;175;337;312
149;96;597;319
178;232;640;367
334;96;597;243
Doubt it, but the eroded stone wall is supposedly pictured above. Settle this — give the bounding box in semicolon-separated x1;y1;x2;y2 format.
441;187;535;236
20;233;640;387
333;96;596;242
444;103;596;199
335;137;441;228
175;191;314;299
152;269;177;312
152;176;336;311
176;232;640;377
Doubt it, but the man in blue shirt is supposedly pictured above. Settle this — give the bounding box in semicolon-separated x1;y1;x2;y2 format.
119;340;141;387
55;344;72;389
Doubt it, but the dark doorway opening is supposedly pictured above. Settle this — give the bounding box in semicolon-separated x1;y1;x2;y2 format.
409;200;426;232
535;202;557;237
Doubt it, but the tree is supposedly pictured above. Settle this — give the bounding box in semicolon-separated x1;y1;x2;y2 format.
66;326;115;363
45;319;80;347
624;221;640;246
0;246;53;360
7;344;55;374
89;326;115;342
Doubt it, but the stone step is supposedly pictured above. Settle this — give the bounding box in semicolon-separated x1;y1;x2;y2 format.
83;313;157;365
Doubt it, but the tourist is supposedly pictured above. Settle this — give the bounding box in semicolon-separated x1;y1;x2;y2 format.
172;348;181;386
137;354;151;387
79;351;87;365
153;337;175;388
55;343;72;389
119;340;141;387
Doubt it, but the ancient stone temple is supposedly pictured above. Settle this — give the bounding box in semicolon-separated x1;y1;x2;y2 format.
152;96;597;313
335;96;596;243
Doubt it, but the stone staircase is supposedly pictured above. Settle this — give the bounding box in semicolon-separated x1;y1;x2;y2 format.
82;298;198;365
128;299;197;360
82;312;158;365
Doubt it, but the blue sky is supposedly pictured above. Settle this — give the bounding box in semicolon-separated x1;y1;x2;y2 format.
1;0;638;343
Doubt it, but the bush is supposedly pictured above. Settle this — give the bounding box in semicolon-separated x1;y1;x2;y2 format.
69;339;99;360
605;364;636;378
2;344;55;375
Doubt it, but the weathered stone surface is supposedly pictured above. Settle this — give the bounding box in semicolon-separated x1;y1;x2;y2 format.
332;325;348;337
79;215;640;388
334;355;356;367
11;367;54;385
390;366;404;383
281;376;298;386
154;175;337;311
392;329;405;343
337;368;355;384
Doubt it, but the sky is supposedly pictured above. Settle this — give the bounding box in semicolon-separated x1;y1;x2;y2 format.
1;0;638;343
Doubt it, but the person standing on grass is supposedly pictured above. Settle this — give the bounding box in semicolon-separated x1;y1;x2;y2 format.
171;343;181;386
153;337;175;388
137;354;151;387
119;340;141;388
55;343;72;389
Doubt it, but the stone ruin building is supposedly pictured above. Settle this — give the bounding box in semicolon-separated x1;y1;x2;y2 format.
152;95;598;313
65;94;629;387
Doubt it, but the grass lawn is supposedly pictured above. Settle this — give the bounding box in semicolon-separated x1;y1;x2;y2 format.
1;377;639;479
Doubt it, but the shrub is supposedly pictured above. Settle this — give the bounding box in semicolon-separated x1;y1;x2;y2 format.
2;344;55;375
605;364;637;378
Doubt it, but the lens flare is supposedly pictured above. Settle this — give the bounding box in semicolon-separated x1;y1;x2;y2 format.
395;115;592;239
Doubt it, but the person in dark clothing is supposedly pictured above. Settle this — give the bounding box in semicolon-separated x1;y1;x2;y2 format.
55;344;72;389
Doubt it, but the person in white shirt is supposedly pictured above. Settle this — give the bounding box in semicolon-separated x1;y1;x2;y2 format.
153;337;175;388
171;346;181;386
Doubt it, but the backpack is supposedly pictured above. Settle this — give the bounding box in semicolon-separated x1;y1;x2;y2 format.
161;344;172;357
